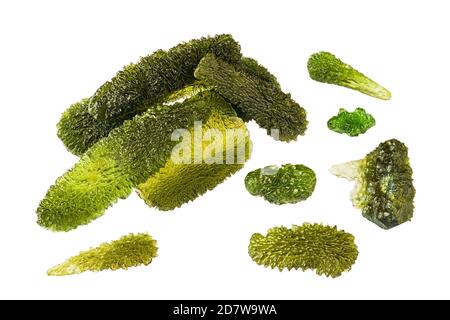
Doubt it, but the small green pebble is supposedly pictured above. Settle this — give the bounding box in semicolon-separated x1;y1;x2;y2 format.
327;107;375;137
244;164;316;205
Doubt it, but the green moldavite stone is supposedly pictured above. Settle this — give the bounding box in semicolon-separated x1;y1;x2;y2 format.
47;233;158;276
249;223;358;278
307;51;391;100
245;164;316;205
330;139;416;229
327;108;375;137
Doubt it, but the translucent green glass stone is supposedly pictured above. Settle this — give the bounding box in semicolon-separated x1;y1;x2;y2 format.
328;108;375;137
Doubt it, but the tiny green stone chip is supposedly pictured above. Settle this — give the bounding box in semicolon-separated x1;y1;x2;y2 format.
327;107;375;137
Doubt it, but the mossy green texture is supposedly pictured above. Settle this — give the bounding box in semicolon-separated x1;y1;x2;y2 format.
330;139;415;229
47;233;158;276
57;99;117;156
231;57;281;122
90;34;242;121
327;107;375;136
308;51;391;100
38;92;250;231
138;163;244;211
36;143;134;231
195;53;308;141
137;108;251;211
238;57;280;89
58;34;242;155
245;164;316;205
249;223;358;278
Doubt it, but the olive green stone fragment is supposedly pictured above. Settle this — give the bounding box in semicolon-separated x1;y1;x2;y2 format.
245;164;316;205
330;139;415;229
249;223;358;278
48;233;158;276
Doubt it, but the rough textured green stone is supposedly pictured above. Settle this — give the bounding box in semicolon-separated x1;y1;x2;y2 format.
327;107;375;136
245;164;316;205
195;53;308;141
38;92;250;231
238;57;280;89
330;139;416;229
58;34;242;155
308;51;391;100
249;223;358;278
47;233;158;276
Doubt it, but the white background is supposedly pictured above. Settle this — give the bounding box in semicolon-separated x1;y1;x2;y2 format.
1;0;449;300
